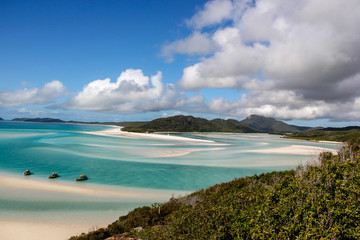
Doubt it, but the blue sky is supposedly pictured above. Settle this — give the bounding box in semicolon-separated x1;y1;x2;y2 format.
1;0;360;127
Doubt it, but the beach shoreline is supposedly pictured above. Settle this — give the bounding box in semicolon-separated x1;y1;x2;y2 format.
83;126;217;143
0;173;187;199
245;144;339;155
0;172;189;240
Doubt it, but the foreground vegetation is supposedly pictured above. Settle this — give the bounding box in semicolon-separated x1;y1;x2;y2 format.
70;138;360;240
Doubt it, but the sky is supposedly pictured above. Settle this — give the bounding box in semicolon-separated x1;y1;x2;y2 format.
1;0;360;127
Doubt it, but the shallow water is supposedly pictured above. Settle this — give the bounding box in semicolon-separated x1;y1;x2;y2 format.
0;121;340;236
0;121;340;190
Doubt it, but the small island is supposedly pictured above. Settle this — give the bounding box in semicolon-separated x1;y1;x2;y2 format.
11;118;65;123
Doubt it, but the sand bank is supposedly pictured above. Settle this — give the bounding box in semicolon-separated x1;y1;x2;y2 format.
147;147;225;158
0;174;186;200
318;140;343;144
0;173;189;240
83;126;216;143
246;145;338;155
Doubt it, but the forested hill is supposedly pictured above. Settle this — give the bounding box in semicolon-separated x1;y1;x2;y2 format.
122;115;256;133
240;114;310;132
121;115;307;133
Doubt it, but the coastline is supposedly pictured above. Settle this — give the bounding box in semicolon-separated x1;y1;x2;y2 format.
0;173;186;199
0;126;342;239
0;172;189;240
84;127;340;156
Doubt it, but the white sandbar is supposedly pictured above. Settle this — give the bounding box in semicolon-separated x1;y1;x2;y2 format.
245;144;338;155
0;173;186;200
83;126;216;143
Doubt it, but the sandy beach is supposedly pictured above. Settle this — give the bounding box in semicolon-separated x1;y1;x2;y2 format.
0;174;183;199
245;144;338;155
0;173;188;240
0;221;93;240
83;126;216;143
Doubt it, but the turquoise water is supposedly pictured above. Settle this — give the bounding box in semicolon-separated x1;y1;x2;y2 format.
0;121;340;191
0;121;341;235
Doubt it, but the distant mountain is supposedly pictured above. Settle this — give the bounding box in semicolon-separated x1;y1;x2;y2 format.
122;115;257;133
0;117;3;121
240;115;310;133
12;118;65;123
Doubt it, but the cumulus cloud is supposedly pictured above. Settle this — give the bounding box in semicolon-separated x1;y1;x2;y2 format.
0;80;66;106
62;69;163;113
166;0;360;121
62;69;204;114
204;89;360;121
162;32;215;62
186;0;233;29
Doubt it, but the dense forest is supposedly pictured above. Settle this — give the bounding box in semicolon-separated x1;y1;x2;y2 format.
121;115;256;133
70;138;360;240
121;115;309;133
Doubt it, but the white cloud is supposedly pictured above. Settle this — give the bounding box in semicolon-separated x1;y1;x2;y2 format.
0;80;65;106
186;0;233;29
170;0;360;121
162;32;215;62
18;107;45;117
179;27;267;90
202;88;360;121
63;69;164;112
62;69;204;114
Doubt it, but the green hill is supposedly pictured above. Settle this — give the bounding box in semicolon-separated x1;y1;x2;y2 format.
70;138;360;240
122;115;257;133
240;114;310;133
121;115;307;133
